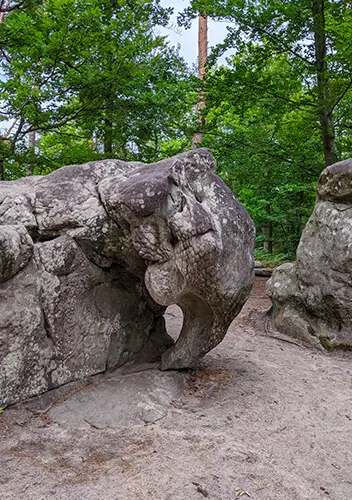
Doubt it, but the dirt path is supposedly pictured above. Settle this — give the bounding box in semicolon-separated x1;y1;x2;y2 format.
1;279;351;500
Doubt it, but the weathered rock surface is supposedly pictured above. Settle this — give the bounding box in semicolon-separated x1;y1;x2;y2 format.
0;149;255;406
267;159;352;348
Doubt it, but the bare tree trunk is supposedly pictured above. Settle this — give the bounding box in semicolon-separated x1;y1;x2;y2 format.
263;206;273;254
192;14;208;148
198;15;207;83
312;0;338;166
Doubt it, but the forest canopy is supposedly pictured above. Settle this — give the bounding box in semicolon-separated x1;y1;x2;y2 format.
1;0;352;259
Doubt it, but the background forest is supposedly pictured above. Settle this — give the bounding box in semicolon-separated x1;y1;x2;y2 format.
1;0;352;261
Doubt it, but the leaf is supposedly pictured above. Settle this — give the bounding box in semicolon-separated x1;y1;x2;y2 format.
235;488;252;498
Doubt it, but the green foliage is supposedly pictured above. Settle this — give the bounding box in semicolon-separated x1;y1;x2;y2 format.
36;127;102;173
178;0;352;255
1;0;352;259
181;0;352;163
201;49;320;255
0;0;195;175
254;248;292;268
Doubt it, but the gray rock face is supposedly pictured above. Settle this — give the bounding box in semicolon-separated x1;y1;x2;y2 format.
267;159;352;348
0;149;255;406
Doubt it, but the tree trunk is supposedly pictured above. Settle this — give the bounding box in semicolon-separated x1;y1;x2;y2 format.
104;117;113;154
26;130;36;176
93;134;99;151
192;14;208;148
263;223;273;253
0;158;4;180
312;0;338;166
263;206;273;254
297;191;304;236
28;131;36;150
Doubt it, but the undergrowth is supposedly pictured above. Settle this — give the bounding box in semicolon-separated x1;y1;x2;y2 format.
254;248;293;268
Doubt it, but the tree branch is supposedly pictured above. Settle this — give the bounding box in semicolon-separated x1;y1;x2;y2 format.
252;24;315;67
2;117;18;137
328;77;352;116
19;99;100;136
10;114;24;148
206;130;308;168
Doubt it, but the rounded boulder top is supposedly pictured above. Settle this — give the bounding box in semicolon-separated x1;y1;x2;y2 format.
317;158;352;203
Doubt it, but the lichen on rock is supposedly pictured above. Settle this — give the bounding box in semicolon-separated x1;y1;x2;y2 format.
267;158;352;348
0;149;255;406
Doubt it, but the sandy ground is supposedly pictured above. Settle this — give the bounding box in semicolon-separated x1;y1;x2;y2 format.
1;278;352;500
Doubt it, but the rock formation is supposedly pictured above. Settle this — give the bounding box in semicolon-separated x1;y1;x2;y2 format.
0;149;255;406
267;159;352;349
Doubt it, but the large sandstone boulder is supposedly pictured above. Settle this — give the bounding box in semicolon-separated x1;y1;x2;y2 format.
267;159;352;348
0;149;255;406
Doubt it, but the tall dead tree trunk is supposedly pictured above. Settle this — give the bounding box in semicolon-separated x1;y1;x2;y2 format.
192;14;208;148
312;0;338;167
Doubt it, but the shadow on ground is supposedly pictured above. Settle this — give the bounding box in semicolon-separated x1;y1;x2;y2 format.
1;279;351;500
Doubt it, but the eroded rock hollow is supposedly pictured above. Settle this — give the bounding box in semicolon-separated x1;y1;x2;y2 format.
0;149;255;406
267;159;352;349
